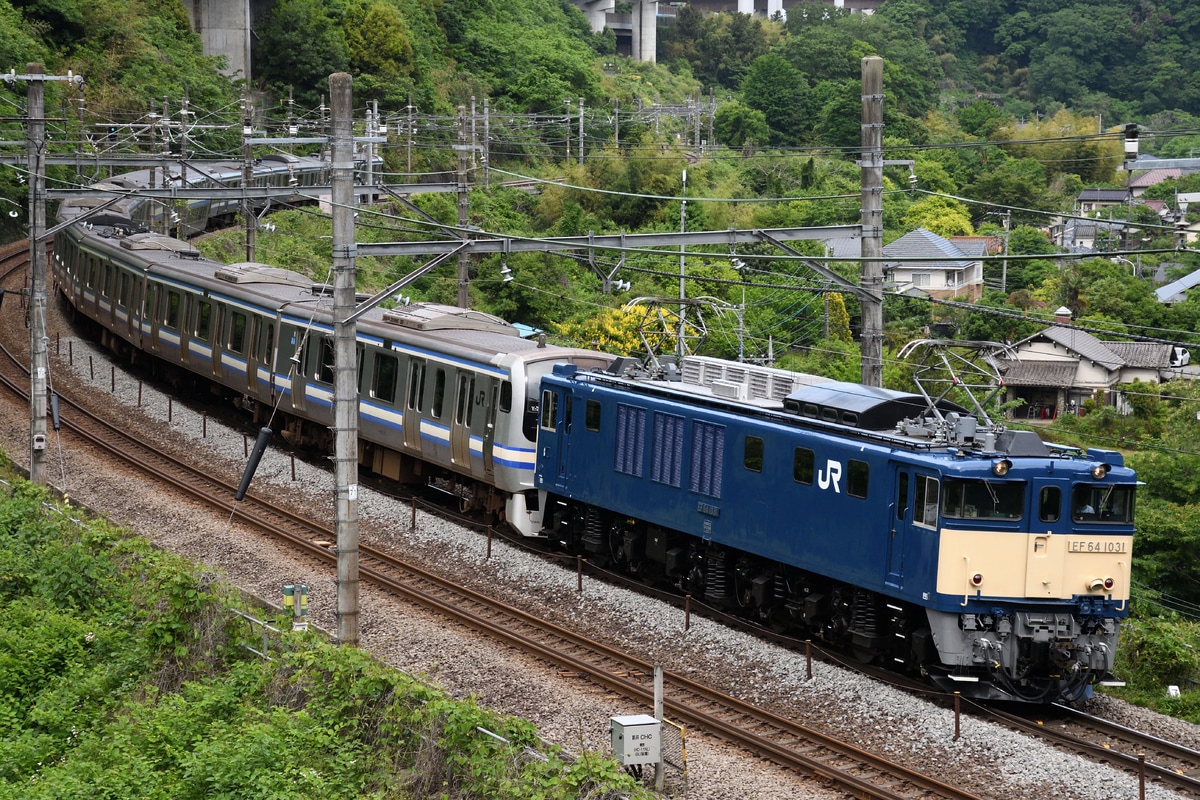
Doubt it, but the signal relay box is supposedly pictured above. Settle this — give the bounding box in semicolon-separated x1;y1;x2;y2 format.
610;714;661;766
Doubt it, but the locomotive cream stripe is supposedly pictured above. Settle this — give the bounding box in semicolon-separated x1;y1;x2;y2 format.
937;526;1130;602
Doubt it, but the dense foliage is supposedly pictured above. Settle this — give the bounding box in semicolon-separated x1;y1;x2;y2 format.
0;472;648;798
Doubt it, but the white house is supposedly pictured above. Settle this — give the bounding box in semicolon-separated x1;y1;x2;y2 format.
882;228;986;300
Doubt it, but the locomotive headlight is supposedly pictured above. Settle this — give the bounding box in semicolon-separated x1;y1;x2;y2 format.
1091;463;1111;480
992;459;1012;477
971;573;984;586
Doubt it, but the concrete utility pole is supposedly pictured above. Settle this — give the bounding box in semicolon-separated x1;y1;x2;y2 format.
330;72;360;647
3;63;83;483
859;56;884;388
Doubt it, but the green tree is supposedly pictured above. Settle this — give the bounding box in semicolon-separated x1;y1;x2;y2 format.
739;53;809;145
901;195;974;237
256;0;350;108
713;101;770;148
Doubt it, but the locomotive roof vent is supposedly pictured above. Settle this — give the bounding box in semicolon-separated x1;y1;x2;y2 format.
215;262;312;287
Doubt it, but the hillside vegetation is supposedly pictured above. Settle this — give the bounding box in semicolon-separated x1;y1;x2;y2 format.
0;472;649;798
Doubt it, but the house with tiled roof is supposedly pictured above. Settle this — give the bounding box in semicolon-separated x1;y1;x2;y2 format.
882;228;985;300
998;309;1190;418
1130;168;1181;197
1077;188;1130;214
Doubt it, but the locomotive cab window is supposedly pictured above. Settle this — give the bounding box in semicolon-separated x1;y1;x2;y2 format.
1072;485;1134;524
499;381;513;413
539;389;558;432
914;474;939;527
744;436;764;472
942;479;1025;520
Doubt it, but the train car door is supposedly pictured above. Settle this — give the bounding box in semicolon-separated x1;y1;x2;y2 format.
1026;478;1070;596
450;371;474;468
402;358;425;452
481;379;500;479
888;467;939;589
539;386;569;489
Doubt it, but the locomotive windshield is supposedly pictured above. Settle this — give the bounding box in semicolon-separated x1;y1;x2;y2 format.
941;478;1025;521
1072;485;1135;524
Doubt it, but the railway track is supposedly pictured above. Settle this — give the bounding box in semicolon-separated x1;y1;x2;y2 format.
981;702;1200;798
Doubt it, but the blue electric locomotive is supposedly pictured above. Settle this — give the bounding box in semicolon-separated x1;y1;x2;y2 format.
534;357;1133;702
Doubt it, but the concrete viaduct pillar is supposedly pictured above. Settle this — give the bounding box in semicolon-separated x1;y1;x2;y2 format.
183;0;262;80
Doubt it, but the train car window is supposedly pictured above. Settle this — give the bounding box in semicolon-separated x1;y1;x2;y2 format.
465;376;477;427
194;300;212;342
407;362;425;411
614;404;647;478
104;264;115;297
651;412;684;487
316;337;335;384
793;448;814;485
539;389;558;432
432;369;446;418
118;272;131;307
165;290;181;330
896;473;909;520
744;436;764;473
499;381;513;413
914;474;939;527
456;375;470;424
229;312;247;353
145;284;158;320
372;353;398;403
1072;485;1134;523
257;322;274;363
586;399;601;431
848;459;869;499
1039;487;1061;523
689;420;724;498
942;479;1025;520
